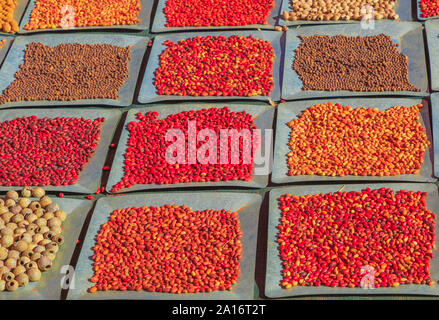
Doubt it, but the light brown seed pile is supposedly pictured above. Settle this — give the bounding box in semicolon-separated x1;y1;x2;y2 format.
287;103;429;177
0;0;20;33
293;34;420;92
0;42;132;104
0;187;66;292
283;0;398;21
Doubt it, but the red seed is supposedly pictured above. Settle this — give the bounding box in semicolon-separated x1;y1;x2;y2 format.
90;204;243;293
421;0;439;18
154;35;275;97
278;188;436;289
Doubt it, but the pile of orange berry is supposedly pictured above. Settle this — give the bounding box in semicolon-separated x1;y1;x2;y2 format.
24;0;141;30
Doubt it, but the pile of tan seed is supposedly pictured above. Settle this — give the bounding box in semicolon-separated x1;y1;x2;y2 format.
293;34;420;92
0;187;66;292
283;0;398;21
0;42;131;104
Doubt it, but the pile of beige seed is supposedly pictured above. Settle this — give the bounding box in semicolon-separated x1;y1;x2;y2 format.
0;187;66;292
283;0;399;21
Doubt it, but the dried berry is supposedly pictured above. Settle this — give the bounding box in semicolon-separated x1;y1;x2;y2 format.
154;35;275;97
278;188;435;288
164;0;274;27
112;107;258;192
293;34;420;92
90;204;243;293
0;116;104;186
287;103;430;177
25;0;141;30
0;42;131;104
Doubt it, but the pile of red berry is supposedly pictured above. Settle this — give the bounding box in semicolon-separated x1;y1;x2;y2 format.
154;35;275;97
0;116;104;186
112;107;258;192
90;204;243;293
164;0;275;27
278;188;436;288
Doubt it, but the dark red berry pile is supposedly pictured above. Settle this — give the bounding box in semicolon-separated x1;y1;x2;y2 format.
112;107;258;192
90;204;243;293
164;0;275;27
278;188;436;288
154;35;275;97
0;116;104;186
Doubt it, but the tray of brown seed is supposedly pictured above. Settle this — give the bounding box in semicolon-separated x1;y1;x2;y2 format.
18;0;154;34
282;22;428;100
0;188;93;300
272;97;435;185
0;37;13;67
279;0;412;26
0;33;148;108
0;108;121;193
266;183;439;298
425;20;439;91
68;191;261;300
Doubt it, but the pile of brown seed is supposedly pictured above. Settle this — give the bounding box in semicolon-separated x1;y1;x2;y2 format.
0;42;131;104
283;0;398;21
0;187;66;292
293;34;420;92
